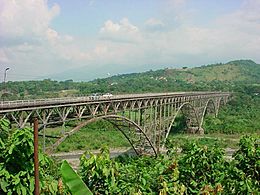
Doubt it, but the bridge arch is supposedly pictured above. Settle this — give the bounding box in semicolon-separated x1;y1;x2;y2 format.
199;98;217;128
47;115;157;156
163;102;200;145
218;96;226;109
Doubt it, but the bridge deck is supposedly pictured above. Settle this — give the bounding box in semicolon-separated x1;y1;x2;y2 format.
0;92;229;112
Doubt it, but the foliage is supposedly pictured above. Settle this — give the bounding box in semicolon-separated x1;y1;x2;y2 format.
233;135;259;181
1;116;259;194
78;134;259;194
170;115;187;134
61;160;92;195
223;135;259;194
0;119;10;141
178;142;226;194
204;93;260;134
79;147;118;194
0;119;60;194
79;147;186;194
114;155;186;194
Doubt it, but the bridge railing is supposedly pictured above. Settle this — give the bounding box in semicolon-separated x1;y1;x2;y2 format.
0;96;91;108
0;92;230;109
0;92;187;107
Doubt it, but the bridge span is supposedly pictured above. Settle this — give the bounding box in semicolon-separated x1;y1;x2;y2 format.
0;91;230;155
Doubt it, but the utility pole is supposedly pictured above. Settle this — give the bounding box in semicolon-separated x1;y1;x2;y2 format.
33;118;40;195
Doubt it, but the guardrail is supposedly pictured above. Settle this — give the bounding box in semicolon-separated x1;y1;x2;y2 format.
0;92;230;110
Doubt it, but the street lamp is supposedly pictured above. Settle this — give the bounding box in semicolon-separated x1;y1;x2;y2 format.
4;67;10;84
3;67;10;101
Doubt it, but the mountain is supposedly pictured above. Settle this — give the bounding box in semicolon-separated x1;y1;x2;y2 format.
100;60;259;83
87;59;260;93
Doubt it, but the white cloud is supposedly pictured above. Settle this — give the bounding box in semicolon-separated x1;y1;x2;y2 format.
100;20;121;33
0;0;60;40
0;0;87;75
99;18;140;43
100;18;138;34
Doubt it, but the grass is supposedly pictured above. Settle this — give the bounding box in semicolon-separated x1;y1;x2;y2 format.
166;132;257;149
55;120;130;152
57;128;130;152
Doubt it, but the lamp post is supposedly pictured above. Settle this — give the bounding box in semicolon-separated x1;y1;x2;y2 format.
4;67;10;84
3;67;10;101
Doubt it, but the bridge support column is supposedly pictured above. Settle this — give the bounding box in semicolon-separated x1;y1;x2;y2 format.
43;124;46;152
61;121;65;134
156;104;163;154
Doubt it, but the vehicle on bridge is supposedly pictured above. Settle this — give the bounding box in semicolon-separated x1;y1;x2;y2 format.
102;93;113;99
89;93;100;100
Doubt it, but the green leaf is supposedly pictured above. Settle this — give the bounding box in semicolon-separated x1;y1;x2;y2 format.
61;160;93;195
21;185;27;195
0;180;8;192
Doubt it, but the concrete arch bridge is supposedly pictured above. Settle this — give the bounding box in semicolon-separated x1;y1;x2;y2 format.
0;92;230;156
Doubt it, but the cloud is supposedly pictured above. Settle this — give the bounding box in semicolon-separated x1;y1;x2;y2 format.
99;18;140;43
0;0;60;42
0;0;82;78
216;0;260;34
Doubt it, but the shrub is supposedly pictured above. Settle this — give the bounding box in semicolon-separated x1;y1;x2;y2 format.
0;119;60;194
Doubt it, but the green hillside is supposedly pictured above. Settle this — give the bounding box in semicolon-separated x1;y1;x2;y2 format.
87;59;260;94
104;59;260;84
190;60;259;82
1;59;260;99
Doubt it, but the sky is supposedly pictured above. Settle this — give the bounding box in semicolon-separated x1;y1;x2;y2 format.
0;0;260;81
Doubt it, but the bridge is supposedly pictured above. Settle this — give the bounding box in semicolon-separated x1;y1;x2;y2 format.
0;92;230;156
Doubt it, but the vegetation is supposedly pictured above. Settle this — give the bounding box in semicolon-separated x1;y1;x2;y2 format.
78;135;259;194
0;118;259;194
56;120;130;152
61;160;92;195
204;92;260;134
0;119;61;194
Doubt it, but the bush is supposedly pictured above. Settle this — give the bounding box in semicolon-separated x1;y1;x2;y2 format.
179;142;226;194
223;135;259;194
0;119;60;194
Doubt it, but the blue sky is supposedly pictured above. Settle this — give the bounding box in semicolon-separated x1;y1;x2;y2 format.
0;0;259;81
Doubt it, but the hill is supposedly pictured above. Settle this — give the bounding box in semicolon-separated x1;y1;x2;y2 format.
102;59;260;83
88;59;260;93
1;59;260;99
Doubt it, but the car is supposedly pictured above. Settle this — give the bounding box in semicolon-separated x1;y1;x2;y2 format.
89;93;100;100
102;93;113;98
